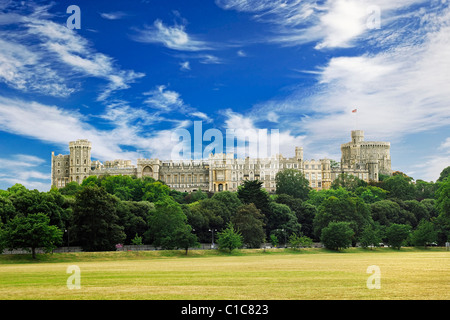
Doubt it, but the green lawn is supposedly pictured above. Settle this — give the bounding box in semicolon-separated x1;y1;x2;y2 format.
0;248;449;300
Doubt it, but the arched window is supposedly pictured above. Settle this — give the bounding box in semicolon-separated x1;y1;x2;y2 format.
142;166;153;177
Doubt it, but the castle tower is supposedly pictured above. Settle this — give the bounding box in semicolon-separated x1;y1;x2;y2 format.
320;159;332;189
340;130;391;181
295;147;303;162
351;130;364;144
367;160;379;181
69;139;92;184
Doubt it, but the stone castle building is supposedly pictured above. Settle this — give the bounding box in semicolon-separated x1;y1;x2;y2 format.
51;130;391;192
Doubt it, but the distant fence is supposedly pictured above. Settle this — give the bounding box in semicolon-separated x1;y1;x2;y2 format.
1;242;324;255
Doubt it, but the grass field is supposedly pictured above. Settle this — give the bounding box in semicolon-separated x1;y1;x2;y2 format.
0;248;449;300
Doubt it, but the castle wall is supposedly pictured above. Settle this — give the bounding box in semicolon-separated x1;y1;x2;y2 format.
51;130;391;191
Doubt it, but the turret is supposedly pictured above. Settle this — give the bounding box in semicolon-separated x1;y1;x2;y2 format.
69;139;92;184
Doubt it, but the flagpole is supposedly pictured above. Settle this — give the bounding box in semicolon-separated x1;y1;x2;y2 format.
352;108;358;129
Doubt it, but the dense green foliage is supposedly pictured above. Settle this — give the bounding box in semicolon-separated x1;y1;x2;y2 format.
0;166;449;256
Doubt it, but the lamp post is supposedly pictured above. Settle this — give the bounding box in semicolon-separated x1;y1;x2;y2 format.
64;229;70;251
209;228;217;249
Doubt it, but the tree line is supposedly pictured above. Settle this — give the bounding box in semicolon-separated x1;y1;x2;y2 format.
0;167;449;258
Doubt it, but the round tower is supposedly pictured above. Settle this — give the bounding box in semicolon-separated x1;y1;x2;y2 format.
69;139;92;184
351;130;364;144
295;147;303;162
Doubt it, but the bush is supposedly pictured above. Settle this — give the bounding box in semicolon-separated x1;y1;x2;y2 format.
320;222;354;251
386;224;411;250
289;233;313;249
216;222;243;252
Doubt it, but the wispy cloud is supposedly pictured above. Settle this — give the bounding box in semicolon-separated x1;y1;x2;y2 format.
132;19;213;51
0;3;144;100
179;61;191;71
216;0;429;49
0;95;187;164
99;11;128;20
244;2;450;179
0;154;49;191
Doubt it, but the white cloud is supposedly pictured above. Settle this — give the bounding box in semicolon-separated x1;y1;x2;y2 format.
191;112;212;123
132;19;212;51
411;138;450;182
100;11;128;20
222;109;306;158
216;0;428;49
0;4;144;100
144;85;186;111
0;154;49;191
243;3;450;180
180;61;191;70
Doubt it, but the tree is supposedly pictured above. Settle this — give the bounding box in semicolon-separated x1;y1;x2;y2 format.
355;186;387;203
116;200;153;244
184;189;208;204
1;213;63;259
216;222;243;252
72;186;125;251
313;194;372;241
370;200;402;226
131;233;143;246
289;233;312;249
331;173;367;192
436;179;450;218
381;174;416;200
187;198;228;242
404;200;429;226
386;224;411;250
172;224;199;254
269;234;279;247
59;181;82;196
320;222;354;251
411;220;437;248
267;202;302;241
275;169;310;200
359;224;383;249
437;166;450;182
8;187;65;229
237;180;271;216
0;195;16;224
275;194;316;239
231;203;266;248
145;198;193;250
414;180;438;201
211;191;242;219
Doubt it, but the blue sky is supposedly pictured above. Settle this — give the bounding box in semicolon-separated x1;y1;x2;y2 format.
0;0;449;191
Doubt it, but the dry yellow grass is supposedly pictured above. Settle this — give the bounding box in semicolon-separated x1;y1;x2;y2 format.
0;249;449;300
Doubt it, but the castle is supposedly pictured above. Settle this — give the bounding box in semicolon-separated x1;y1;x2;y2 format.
51;130;391;192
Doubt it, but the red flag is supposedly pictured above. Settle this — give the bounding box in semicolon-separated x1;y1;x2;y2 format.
352;109;357;113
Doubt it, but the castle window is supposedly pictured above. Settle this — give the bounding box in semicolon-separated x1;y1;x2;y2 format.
58;162;60;167
84;159;87;164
